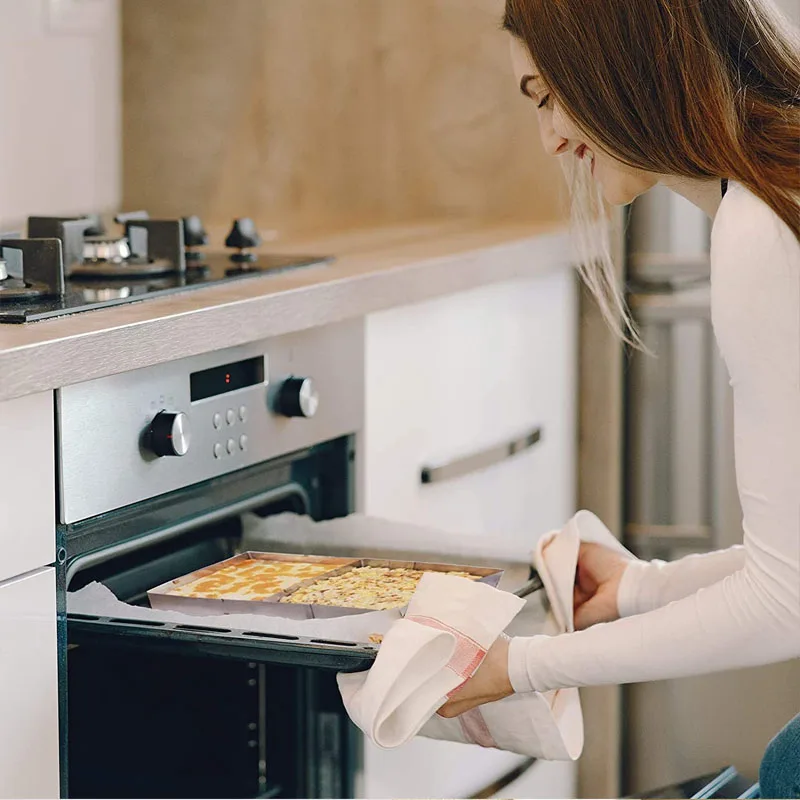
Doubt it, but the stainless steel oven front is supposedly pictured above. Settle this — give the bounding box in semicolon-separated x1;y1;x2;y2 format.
56;319;377;799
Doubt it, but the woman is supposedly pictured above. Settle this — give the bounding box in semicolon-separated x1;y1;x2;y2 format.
440;0;800;795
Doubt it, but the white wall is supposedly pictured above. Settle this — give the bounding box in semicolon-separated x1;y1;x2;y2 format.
774;0;800;26
0;0;120;230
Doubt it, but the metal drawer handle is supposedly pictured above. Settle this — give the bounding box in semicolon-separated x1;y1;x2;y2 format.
469;757;538;799
420;427;542;485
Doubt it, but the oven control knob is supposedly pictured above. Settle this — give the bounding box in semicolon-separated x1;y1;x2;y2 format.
275;377;318;418
147;411;191;457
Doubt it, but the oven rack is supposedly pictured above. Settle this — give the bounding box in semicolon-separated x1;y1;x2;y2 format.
68;612;379;672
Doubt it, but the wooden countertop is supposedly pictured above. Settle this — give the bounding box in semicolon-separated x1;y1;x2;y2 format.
0;219;569;401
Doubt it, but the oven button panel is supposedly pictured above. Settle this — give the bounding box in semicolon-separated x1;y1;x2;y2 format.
208;404;251;461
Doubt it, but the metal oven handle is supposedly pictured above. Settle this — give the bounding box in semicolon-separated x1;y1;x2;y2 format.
66;482;310;586
420;426;542;485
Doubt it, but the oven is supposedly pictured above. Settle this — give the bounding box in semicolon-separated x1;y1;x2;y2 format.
57;319;376;799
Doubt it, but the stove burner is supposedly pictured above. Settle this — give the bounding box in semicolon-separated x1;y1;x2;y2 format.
0;237;65;305
82;236;132;264
0;275;51;301
69;256;176;279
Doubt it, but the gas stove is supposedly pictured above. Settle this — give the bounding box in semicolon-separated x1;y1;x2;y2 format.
0;213;331;323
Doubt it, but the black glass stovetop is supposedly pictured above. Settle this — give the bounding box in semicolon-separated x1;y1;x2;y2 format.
0;252;332;324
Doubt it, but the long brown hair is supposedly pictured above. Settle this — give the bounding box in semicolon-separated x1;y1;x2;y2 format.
503;0;800;241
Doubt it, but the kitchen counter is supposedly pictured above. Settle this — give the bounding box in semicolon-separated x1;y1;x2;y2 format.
0;219;569;401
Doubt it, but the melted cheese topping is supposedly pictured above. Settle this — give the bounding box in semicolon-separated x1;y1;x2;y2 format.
281;566;479;610
167;559;335;601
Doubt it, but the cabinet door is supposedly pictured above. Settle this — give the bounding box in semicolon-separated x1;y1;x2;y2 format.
0;568;60;799
362;271;577;559
499;758;578;799
0;392;56;582
363;738;528;800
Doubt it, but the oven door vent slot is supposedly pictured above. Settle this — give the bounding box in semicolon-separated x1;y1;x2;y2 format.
68;615;378;672
108;617;165;627
243;631;300;641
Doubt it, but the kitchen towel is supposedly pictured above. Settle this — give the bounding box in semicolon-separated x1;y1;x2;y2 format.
337;509;628;760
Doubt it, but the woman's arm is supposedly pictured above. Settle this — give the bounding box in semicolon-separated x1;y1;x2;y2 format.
509;552;800;693
616;546;745;618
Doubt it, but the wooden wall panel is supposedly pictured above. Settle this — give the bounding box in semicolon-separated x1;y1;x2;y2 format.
122;0;567;236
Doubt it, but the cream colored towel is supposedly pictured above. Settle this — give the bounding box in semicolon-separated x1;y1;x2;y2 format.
338;510;626;760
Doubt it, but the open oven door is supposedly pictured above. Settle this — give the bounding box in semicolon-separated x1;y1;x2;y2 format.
61;439;373;799
62;438;377;673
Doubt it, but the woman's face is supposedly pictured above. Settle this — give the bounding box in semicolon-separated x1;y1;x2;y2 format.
510;39;657;205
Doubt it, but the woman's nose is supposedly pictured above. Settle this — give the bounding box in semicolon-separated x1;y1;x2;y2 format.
541;125;570;157
544;103;572;157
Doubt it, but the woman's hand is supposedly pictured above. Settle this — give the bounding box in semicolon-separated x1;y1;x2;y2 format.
437;543;631;719
573;542;630;630
437;635;514;718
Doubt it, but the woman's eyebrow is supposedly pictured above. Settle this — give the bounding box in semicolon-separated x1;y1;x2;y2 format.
519;74;540;97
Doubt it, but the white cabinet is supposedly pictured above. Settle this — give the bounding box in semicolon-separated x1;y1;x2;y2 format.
360;271;578;799
362;270;578;559
500;758;578;799
361;738;534;800
0;567;60;800
0;391;56;583
0;393;59;798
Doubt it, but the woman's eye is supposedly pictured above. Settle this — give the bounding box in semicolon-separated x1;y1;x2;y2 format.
537;94;551;110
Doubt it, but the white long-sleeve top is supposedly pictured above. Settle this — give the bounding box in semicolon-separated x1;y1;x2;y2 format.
508;182;800;693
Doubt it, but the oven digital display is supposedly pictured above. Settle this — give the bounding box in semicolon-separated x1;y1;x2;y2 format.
190;356;265;401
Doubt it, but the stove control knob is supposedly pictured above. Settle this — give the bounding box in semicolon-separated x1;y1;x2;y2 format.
225;218;261;250
274;377;318;419
182;215;208;248
225;218;261;262
147;411;191;457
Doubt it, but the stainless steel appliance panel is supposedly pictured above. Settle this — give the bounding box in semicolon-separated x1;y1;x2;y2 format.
625;287;732;557
58;318;364;522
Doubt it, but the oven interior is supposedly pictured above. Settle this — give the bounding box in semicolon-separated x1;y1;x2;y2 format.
62;436;370;799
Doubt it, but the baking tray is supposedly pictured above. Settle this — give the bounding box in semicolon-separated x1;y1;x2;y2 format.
147;552;357;619
273;557;505;619
147;552;504;620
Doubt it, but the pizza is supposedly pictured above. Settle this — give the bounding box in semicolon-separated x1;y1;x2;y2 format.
280;565;479;610
167;558;336;601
